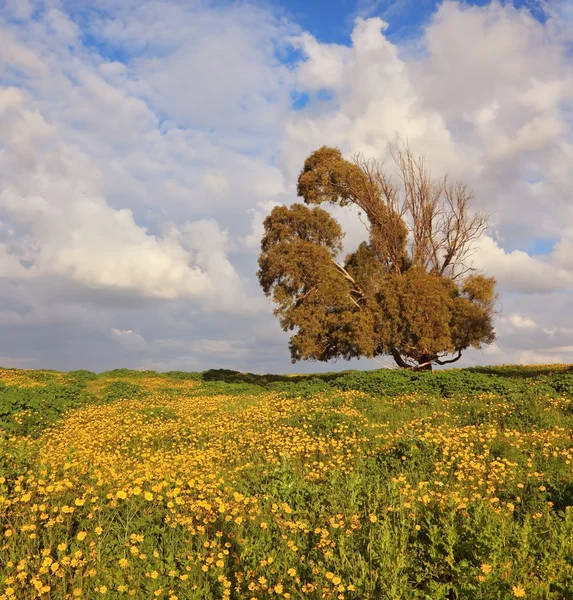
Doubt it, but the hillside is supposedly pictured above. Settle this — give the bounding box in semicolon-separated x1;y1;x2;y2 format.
2;365;573;599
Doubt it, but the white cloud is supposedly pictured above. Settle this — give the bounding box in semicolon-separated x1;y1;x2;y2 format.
0;87;213;301
472;235;573;293
180;219;269;314
500;314;537;330
239;200;283;249
110;328;148;351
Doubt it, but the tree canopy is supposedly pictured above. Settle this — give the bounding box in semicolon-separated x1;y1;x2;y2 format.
258;144;497;370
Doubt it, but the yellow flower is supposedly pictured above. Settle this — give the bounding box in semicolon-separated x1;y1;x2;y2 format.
512;584;526;598
95;526;103;535
481;563;492;574
119;558;129;568
76;531;87;541
144;492;154;501
369;514;377;523
332;576;342;585
116;490;127;500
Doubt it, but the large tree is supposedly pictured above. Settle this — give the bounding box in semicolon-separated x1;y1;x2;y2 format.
258;144;497;371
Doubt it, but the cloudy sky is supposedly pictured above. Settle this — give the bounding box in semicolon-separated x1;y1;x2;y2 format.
0;0;572;374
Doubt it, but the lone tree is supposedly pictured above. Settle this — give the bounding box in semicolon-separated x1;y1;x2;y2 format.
258;144;497;371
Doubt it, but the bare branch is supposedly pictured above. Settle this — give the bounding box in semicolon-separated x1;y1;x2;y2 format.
371;356;399;370
435;350;463;366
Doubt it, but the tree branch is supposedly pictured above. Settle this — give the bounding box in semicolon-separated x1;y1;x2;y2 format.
391;348;415;369
372;356;399;370
434;350;463;365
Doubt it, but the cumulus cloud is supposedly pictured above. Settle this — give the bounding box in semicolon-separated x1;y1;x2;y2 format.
239;200;283;249
285;1;573;244
471;235;573;293
504;314;537;330
0;87;213;301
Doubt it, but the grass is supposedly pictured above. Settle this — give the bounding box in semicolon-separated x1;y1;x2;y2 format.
1;364;573;598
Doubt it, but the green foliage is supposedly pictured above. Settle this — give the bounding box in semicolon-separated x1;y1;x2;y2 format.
434;371;515;398
165;370;203;381
332;369;441;397
100;368;162;380
268;377;332;398
200;380;266;396
0;382;91;437
548;373;573;397
65;369;98;387
103;380;144;401
99;368;134;378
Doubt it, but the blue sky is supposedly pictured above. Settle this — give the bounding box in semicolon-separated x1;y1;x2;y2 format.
271;0;548;45
1;0;573;373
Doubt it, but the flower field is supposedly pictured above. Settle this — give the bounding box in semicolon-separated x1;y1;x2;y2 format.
2;365;573;599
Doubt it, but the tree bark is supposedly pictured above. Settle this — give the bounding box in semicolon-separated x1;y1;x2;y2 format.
391;348;411;369
412;356;433;372
391;348;435;371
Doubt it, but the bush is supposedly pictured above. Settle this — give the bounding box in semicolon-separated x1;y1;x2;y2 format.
103;380;143;401
164;371;203;381
0;383;89;436
548;373;573;398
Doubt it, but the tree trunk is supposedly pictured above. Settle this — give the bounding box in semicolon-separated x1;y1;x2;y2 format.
391;349;434;372
413;361;433;372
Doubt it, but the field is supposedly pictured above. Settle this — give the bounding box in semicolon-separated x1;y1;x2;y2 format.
2;366;573;599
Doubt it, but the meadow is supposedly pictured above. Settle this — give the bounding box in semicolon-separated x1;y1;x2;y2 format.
2;365;573;599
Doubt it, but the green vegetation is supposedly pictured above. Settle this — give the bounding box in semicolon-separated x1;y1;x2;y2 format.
1;364;573;599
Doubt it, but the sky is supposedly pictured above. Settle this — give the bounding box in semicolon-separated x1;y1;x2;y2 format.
0;0;573;374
